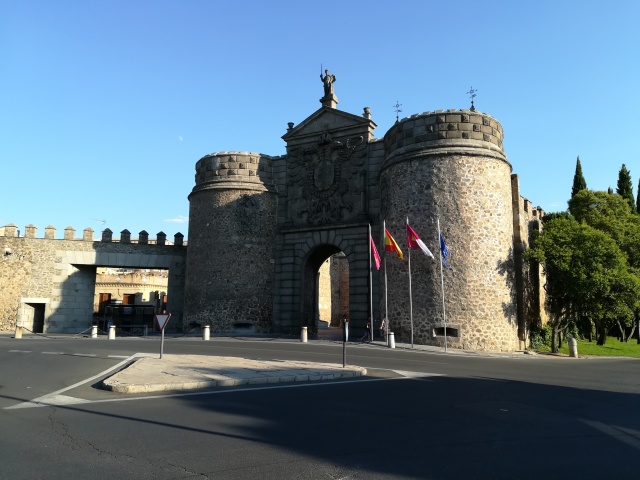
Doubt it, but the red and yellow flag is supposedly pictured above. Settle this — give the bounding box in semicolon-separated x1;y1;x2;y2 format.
384;229;404;260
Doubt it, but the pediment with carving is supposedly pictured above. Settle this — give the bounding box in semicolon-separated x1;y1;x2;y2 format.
285;130;368;226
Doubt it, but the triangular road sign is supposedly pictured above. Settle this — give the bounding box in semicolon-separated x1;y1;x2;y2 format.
155;313;171;330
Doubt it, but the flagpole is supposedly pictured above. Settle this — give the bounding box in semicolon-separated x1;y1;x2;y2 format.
368;223;373;343
383;219;389;346
407;217;414;348
437;217;448;352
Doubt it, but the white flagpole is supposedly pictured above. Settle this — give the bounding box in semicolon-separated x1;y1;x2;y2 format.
407;217;414;348
437;217;447;352
383;219;389;346
368;223;373;343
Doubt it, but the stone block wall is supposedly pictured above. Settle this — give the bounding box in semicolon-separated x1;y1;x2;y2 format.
0;227;186;333
184;152;278;333
380;110;517;352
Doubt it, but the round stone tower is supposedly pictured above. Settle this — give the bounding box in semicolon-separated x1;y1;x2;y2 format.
380;109;517;352
184;151;278;333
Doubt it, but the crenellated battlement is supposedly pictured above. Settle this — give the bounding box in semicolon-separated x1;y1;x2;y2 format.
383;109;506;168
191;151;278;195
1;223;185;246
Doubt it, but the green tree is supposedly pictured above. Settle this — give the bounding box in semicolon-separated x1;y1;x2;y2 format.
616;164;636;212
636;178;640;214
527;215;640;350
569;190;640;269
571;156;587;198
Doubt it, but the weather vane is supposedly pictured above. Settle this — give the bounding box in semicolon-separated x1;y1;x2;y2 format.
393;101;403;122
467;86;477;111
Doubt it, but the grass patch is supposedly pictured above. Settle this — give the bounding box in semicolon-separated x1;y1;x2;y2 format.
552;337;640;358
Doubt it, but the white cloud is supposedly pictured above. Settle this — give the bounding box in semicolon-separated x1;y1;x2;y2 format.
178;135;183;142
163;215;189;223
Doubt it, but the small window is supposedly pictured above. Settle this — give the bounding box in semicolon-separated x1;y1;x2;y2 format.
433;326;460;338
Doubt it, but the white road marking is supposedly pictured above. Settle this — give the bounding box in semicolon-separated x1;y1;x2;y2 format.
581;419;640;451
5;353;142;410
72;353;97;357
108;355;130;359
9;350;32;353
41;352;64;355
390;370;445;378
5;367;443;409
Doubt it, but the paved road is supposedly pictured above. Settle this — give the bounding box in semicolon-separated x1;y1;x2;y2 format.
1;333;639;479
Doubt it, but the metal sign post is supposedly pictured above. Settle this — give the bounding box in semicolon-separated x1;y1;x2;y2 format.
155;313;171;359
342;319;349;367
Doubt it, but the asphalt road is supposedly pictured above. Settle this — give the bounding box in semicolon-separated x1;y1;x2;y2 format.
1;333;639;479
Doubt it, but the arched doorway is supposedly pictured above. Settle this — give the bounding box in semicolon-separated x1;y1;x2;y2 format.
302;245;348;335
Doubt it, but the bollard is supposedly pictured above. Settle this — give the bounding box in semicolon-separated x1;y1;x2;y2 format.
14;325;23;339
108;325;116;340
143;325;148;337
203;325;210;341
388;332;396;349
91;325;98;338
301;326;308;343
568;337;578;358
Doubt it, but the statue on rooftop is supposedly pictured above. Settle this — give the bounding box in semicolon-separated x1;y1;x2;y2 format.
320;69;336;97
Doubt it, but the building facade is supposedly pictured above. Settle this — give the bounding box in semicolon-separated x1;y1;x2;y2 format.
1;76;544;351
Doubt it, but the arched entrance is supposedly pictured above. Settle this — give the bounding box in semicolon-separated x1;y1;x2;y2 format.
302;246;348;335
272;225;378;339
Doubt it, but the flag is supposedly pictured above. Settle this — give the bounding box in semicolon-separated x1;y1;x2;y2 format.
406;224;435;259
385;229;404;260
440;232;451;268
370;235;381;270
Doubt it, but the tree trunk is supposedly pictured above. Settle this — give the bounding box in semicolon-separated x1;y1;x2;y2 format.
617;320;627;342
551;323;559;353
627;323;636;343
597;322;607;346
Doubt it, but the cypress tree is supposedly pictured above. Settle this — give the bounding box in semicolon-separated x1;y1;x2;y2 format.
616;164;636;212
608;186;613;195
571;156;587;198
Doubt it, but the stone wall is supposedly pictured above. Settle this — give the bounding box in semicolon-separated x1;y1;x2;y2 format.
183;101;541;351
317;259;331;323
0;226;186;333
511;176;548;343
330;254;350;326
184;152;278;334
380;110;517;352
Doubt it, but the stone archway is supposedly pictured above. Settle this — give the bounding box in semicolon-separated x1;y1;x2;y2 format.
301;244;343;335
272;225;377;339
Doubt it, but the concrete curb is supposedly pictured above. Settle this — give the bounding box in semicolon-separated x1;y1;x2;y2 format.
101;355;367;394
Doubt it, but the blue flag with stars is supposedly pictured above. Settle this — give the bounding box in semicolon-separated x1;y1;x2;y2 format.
440;233;450;268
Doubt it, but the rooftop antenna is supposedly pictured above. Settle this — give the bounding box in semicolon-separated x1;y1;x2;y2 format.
467;86;477;111
393;101;402;123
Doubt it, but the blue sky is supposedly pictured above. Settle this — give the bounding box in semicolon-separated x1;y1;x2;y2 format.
2;0;639;240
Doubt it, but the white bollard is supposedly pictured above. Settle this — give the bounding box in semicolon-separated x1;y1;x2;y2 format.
108;325;116;340
203;325;210;341
91;325;98;338
388;332;396;349
301;326;308;343
14;326;23;339
568;337;578;358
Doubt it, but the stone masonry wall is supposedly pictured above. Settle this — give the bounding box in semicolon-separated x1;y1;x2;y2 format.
380;110;517;352
0;227;186;333
184;152;278;333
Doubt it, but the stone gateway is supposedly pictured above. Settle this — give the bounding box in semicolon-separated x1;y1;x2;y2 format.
182;73;545;352
1;73;544;352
